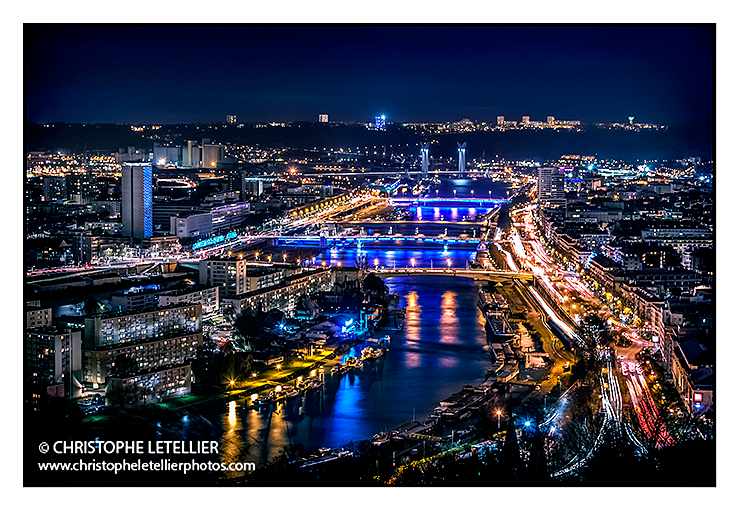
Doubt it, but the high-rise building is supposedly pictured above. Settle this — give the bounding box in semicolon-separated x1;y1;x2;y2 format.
522;116;530;124
497;116;505;125
318;114;329;123
547;116;555;124
537;166;566;206
375;115;386;131
226;114;237;125
121;163;153;240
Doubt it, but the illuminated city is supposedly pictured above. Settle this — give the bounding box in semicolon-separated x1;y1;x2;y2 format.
22;24;716;495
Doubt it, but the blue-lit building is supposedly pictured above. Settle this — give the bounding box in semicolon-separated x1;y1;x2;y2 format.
122;162;153;240
375;115;386;131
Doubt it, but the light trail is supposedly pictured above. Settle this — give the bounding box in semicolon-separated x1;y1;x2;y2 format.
621;360;675;448
552;349;647;478
494;243;519;272
527;287;580;343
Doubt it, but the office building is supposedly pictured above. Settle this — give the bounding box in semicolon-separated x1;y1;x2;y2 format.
121;163;153;240
497;116;505;125
226;114;237;125
171;212;213;239
537;166;566;206
318;114;329;123
375;115;386;131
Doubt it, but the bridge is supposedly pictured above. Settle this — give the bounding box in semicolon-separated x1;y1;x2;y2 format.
369;267;534;282
271;235;485;250
388;197;511;207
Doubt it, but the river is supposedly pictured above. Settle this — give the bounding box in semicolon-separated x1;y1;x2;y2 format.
187;275;491;470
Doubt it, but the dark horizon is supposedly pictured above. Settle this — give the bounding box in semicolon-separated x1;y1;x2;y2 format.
25;25;714;127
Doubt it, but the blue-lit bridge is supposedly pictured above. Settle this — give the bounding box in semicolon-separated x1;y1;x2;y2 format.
368;267;534;281
387;197;511;207
271;235;484;249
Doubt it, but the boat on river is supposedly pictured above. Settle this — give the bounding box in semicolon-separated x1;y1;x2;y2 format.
286;388;303;400
305;378;324;392
362;347;386;361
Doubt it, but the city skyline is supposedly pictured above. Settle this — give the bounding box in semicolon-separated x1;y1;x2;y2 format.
20;20;721;497
25;25;714;126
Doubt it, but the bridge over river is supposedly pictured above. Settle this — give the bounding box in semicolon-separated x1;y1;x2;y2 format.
368;266;534;282
271;234;485;250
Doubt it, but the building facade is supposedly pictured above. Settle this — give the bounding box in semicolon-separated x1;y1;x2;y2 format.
537;166;566;206
83;304;202;349
121;162;153;239
25;326;83;398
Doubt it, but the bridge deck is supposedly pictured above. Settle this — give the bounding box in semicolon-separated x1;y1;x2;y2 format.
371;268;533;280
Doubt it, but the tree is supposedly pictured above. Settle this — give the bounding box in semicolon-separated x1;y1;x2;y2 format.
233;310;266;348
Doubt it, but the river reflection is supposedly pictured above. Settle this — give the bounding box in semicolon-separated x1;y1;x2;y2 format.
187;276;490;468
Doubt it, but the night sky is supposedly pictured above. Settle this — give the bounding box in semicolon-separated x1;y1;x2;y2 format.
25;25;714;126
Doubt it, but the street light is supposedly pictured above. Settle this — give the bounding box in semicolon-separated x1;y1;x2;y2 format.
447;258;451;268
496;409;502;429
411;258;415;268
374;258;379;268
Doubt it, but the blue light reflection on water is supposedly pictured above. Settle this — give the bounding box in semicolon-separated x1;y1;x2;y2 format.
192;276;490;467
319;246;477;269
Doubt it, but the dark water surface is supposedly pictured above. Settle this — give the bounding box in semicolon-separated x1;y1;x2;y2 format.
190;276;490;468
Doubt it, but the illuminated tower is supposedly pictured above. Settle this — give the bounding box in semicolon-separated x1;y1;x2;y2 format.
537;166;565;206
375;115;386;130
457;142;467;178
121;162;153;240
421;142;430;178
